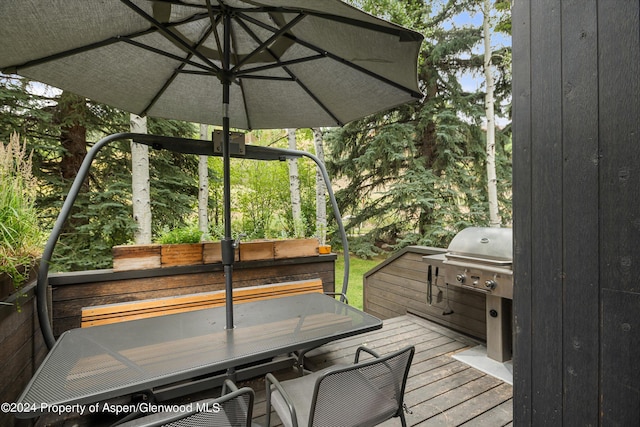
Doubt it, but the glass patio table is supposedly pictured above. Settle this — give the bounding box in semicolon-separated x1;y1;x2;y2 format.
14;293;382;419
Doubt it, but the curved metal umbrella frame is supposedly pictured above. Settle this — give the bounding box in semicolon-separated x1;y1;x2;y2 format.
36;132;351;349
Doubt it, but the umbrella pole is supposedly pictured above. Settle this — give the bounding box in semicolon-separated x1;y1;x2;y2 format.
221;11;234;330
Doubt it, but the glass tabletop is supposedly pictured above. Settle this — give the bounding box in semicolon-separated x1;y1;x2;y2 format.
15;293;381;418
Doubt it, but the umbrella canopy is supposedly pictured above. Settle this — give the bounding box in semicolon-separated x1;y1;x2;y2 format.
0;0;423;128
0;0;423;339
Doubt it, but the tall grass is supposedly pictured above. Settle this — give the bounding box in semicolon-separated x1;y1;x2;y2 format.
0;133;42;287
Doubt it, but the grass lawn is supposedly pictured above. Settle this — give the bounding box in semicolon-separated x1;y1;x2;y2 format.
334;253;386;310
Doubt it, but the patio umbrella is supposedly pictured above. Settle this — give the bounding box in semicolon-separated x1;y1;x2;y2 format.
0;1;423;339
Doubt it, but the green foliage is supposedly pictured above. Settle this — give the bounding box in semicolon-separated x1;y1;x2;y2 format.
494;0;512;34
210;129;318;240
0;132;43;287
0;76;199;271
329;0;513;253
0;0;514;271
348;235;385;260
156;226;203;244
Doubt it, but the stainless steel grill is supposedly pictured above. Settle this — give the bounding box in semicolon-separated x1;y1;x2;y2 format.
444;227;513;300
424;227;513;362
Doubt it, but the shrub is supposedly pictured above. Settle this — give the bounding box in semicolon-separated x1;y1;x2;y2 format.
0;133;43;288
156;226;203;244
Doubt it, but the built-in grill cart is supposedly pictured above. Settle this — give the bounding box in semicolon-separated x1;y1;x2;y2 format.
423;227;513;362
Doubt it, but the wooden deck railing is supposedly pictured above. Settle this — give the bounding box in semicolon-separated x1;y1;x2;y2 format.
49;254;336;338
363;245;488;341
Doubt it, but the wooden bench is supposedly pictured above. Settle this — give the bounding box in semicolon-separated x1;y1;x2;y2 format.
81;278;324;327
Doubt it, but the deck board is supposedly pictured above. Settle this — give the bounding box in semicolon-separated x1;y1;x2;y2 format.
35;314;512;427
257;313;512;427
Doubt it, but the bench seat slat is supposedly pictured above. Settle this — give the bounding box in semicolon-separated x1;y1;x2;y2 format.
81;278;324;327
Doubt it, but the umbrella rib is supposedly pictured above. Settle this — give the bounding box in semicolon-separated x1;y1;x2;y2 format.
294;10;423;42
216;6;423;42
120;0;222;75
233;13;343;126
234;75;294;81
139;24;217;117
239;9;422;100
1;37;117;74
149;0;208;9
227;15;252;131
286;70;343;126
205;0;226;70
2;28;157;74
231;13;306;72
179;70;293;81
283;33;423;100
235;54;325;76
119;38;215;74
0;18;199;74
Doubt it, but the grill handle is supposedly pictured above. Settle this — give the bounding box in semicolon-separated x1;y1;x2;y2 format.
445;253;512;266
427;265;433;305
442;259;513;276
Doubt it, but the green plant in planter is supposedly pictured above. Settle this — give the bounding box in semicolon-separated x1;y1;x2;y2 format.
156;226;203;244
0;133;43;289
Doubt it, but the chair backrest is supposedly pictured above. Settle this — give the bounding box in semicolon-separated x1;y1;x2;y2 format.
117;385;255;427
308;345;414;427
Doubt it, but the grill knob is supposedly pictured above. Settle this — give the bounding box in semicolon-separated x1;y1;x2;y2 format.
456;273;466;283
485;279;497;290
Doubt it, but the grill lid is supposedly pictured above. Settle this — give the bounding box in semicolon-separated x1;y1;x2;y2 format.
446;227;513;264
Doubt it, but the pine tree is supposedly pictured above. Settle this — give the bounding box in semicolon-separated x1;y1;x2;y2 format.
326;0;512;256
0;75;198;270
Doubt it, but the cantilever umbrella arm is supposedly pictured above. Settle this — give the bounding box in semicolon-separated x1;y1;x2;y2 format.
37;133;137;349
37;132;350;350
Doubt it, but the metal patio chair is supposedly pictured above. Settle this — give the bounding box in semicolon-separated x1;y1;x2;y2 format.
265;345;415;427
116;380;255;427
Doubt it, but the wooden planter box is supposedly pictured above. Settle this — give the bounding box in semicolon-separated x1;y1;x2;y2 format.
113;239;319;271
0;271;15;301
0;263;38;300
160;243;203;267
113;244;161;271
113;243;204;271
274;238;320;258
238;238;319;261
239;240;275;261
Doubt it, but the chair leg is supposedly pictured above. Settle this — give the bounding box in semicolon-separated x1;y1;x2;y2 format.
400;409;408;427
265;376;272;427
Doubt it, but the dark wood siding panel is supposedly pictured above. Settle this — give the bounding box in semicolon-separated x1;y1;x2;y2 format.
598;2;640;425
601;289;640;425
512;0;532;423
514;0;640;423
598;0;640;294
561;1;600;424
529;1;564;423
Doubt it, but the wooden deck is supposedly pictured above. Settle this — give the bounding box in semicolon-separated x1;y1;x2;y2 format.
35;314;512;427
253;314;513;427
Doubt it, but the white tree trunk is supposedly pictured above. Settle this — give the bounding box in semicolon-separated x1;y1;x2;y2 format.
287;129;303;237
312;128;327;245
198;124;209;238
130;114;152;244
484;0;501;227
